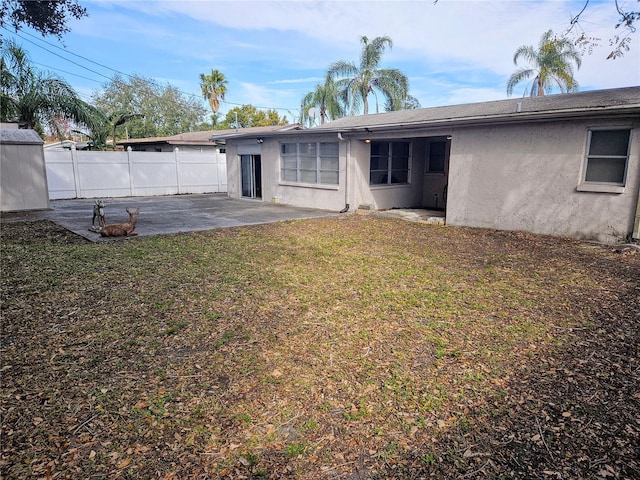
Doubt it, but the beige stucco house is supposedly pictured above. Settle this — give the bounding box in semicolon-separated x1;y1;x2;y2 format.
217;87;640;244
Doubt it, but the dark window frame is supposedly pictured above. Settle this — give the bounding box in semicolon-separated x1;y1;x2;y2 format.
426;140;447;174
369;140;411;186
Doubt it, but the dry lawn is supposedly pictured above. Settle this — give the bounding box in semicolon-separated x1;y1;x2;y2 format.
1;216;638;479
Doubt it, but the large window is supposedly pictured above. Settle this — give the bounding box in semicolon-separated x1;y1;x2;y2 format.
583;129;631;186
370;141;410;185
281;142;339;185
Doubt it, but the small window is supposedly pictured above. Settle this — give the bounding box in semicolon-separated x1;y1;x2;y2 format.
426;141;446;173
583;129;630;186
370;141;411;185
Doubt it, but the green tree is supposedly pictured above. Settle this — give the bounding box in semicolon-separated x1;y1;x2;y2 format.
199;69;227;128
218;104;288;129
301;78;345;126
92;74;207;138
328;35;409;115
507;30;582;97
1;40;97;135
0;0;87;41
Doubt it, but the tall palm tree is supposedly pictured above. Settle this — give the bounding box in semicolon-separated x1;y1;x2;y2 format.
301;78;345;125
507;30;582;97
327;35;409;115
1;40;97;134
199;69;228;127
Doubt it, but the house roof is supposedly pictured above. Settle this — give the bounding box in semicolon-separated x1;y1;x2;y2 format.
119;124;304;147
118;130;220;147
209;124;303;141
314;86;640;135
218;87;640;141
43;140;90;150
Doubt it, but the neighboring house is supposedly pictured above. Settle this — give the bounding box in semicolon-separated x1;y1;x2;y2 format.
216;87;640;244
118;125;303;153
118;130;224;153
44;140;90;151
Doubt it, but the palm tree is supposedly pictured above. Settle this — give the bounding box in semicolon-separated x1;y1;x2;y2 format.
1;40;97;134
199;69;228;127
507;30;582;97
327;35;409;115
73;109;144;150
386;94;421;111
301;78;345;125
105;110;144;148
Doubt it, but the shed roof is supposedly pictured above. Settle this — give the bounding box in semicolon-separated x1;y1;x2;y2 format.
0;129;44;145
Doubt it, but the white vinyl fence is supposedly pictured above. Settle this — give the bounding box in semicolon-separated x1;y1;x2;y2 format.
45;147;227;200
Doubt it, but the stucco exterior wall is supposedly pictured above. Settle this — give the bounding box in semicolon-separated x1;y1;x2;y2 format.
350;137;426;211
228;135;434;212
227;134;349;211
446;119;640;243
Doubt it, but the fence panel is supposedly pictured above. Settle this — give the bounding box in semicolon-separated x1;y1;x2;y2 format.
44;148;227;199
45;150;77;200
177;150;227;194
129;151;178;196
76;150;130;198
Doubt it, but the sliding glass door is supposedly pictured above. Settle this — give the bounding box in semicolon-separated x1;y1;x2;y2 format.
240;155;262;199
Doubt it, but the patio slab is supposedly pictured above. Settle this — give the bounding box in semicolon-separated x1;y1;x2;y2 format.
0;194;338;242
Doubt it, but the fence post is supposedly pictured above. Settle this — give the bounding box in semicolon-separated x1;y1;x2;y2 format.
126;147;135;196
71;144;81;198
174;147;182;194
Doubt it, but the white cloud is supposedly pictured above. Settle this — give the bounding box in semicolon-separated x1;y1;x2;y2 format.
33;0;640;114
131;0;639;88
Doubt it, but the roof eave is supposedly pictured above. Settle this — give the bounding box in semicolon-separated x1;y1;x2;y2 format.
318;104;640;137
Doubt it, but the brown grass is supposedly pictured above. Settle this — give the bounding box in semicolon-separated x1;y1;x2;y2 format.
1;216;638;479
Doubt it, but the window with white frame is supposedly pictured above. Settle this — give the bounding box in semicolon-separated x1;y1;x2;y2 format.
370;141;411;185
280;142;339;185
583;129;631;186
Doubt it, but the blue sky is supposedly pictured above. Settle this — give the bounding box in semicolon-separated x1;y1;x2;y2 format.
3;0;639;125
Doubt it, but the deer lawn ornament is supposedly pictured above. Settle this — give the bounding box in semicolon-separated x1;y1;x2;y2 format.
100;208;140;237
92;200;106;228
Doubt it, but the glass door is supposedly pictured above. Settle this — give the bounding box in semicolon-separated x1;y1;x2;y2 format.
241;155;262;199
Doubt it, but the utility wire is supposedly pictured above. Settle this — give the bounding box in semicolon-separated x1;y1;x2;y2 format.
2;26;299;114
32;61;104;85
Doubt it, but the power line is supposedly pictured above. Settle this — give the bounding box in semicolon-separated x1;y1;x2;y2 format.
10;27;135;80
3;28;116;82
2;26;299;114
31;61;104;86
